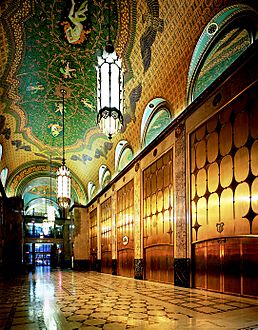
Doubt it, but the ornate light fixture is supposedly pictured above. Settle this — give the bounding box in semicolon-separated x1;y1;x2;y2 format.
96;2;124;139
56;89;71;209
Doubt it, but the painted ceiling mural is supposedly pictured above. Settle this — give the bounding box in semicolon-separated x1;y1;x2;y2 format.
12;0;118;150
0;0;136;207
2;0;256;211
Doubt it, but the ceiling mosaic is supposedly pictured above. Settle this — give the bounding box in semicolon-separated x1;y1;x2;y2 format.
2;0;254;211
0;0;136;207
12;0;118;150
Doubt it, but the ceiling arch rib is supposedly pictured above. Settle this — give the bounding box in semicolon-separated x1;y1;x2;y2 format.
6;162;87;207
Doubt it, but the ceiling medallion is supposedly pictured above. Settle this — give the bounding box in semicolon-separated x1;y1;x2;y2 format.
207;22;218;35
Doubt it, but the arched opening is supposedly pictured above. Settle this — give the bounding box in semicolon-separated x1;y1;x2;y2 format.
187;4;258;103
141;98;172;148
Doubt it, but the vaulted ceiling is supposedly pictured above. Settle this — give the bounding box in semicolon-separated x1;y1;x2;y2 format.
0;0;136;211
1;0;257;213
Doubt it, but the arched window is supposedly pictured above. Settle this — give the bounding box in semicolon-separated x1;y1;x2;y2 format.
187;4;258;103
25;198;59;218
0;144;2;161
141;98;172;148
115;141;133;172
0;167;8;187
88;181;96;200
99;165;111;189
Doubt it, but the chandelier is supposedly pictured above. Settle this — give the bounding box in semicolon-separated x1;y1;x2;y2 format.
96;3;124;139
56;89;71;209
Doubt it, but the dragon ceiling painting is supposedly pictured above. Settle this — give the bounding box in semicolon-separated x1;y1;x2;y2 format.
0;0;142;209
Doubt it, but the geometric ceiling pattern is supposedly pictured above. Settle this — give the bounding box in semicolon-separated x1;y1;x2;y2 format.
8;0;118;152
15;0;115;150
1;0;256;212
0;0;135;209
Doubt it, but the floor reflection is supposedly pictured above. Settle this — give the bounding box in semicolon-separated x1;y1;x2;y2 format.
0;268;258;329
29;267;56;329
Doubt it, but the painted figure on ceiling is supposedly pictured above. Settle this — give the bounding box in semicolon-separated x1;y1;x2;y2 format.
48;123;62;137
26;83;45;94
29;185;49;196
55;102;66;114
63;0;91;44
80;97;95;111
59;61;76;79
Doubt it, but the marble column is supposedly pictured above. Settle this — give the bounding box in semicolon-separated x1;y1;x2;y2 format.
96;201;101;272
73;208;90;270
111;186;117;275
174;123;191;287
134;162;143;279
63;221;71;268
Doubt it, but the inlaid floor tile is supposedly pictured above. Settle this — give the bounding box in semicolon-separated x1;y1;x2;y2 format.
67;314;87;322
130;307;147;313
90;312;110;319
181;302;203;308
147;310;167;316
107;315;129;323
194;306;221;313
103;322;127;330
82;318;106;326
1;269;258;329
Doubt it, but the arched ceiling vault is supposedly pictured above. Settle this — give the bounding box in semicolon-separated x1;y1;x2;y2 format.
0;0;136;208
2;0;256;212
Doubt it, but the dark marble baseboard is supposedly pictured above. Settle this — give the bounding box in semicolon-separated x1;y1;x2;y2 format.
96;259;101;273
174;258;191;287
112;259;117;275
134;259;144;280
62;259;72;269
74;259;90;271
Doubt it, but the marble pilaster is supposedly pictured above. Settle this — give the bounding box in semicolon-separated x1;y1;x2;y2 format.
96;259;101;272
96;201;101;260
112;259;117;275
63;221;71;268
134;162;142;260
134;258;144;280
73;208;90;269
174;258;191;287
111;187;117;260
174;123;191;286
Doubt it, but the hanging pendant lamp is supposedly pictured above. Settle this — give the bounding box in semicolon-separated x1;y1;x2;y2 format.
56;89;71;209
96;2;124;139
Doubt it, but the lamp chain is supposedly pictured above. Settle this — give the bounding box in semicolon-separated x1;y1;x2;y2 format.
49;154;52;200
61;89;66;166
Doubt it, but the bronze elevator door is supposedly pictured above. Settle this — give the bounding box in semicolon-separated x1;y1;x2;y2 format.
193;237;258;297
143;150;174;283
144;245;173;283
90;208;97;271
101;198;112;274
117;247;134;278
117;180;134;278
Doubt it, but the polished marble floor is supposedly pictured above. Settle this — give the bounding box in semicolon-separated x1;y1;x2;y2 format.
0;267;258;329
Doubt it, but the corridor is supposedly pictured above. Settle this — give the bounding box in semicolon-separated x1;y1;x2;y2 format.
0;268;258;330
